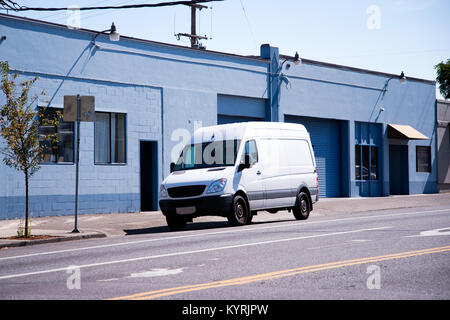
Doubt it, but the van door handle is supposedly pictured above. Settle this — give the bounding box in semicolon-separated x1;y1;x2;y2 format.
256;170;262;175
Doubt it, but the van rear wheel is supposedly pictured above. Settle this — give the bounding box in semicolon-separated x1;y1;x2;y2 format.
227;195;251;226
292;192;310;220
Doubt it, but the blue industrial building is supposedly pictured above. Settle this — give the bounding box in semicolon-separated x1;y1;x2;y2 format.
0;14;437;219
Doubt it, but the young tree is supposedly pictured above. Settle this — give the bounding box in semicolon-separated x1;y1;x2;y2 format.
435;59;450;100
0;61;57;237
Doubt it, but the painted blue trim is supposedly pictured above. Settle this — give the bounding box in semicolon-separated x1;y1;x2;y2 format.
10;69;161;90
95;44;269;76
0;193;140;219
285;74;385;92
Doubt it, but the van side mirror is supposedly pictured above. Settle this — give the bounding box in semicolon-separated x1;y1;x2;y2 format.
238;155;251;172
170;162;175;173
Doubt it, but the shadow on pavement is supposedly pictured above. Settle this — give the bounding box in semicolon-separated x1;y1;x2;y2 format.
123;218;295;235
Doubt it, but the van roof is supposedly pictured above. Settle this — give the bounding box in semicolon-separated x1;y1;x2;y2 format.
192;121;308;142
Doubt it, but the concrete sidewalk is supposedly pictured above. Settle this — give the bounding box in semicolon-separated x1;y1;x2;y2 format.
1;193;449;248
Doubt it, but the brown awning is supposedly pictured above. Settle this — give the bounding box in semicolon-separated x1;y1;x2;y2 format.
388;124;430;140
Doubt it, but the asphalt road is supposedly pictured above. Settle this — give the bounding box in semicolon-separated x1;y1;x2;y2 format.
0;205;449;300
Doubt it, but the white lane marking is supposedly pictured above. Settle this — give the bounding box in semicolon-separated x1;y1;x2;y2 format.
407;227;450;237
130;268;184;278
307;239;373;250
98;268;185;282
1;208;448;261
0;226;391;280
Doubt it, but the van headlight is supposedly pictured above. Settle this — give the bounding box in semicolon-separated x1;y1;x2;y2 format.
206;178;227;194
160;185;168;198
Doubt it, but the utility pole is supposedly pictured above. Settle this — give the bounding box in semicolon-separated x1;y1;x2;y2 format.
176;0;208;49
190;2;197;48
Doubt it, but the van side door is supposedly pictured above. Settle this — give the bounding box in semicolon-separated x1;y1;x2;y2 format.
236;139;265;210
258;138;293;209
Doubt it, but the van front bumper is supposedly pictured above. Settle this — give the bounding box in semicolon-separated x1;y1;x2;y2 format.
159;194;233;218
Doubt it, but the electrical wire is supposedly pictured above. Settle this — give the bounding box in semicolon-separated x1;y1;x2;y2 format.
0;0;224;11
35;0;117;21
53;0;142;24
239;0;258;51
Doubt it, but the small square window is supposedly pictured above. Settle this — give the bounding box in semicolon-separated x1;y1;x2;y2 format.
416;146;431;173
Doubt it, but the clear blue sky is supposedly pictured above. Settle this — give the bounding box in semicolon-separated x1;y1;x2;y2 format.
6;0;450;98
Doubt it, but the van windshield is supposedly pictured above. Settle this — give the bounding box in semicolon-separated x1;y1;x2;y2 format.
174;139;241;171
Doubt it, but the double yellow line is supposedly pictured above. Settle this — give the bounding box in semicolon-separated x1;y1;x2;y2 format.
109;245;450;300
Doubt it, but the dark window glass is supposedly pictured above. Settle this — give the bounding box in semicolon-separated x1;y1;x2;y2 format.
112;113;126;163
242;140;258;165
355;145;378;181
416;146;431;172
174;140;241;171
362;145;370;180
355;145;361;180
39;108;74;163
371;146;378;180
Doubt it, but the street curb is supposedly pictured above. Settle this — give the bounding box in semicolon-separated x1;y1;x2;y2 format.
0;232;107;249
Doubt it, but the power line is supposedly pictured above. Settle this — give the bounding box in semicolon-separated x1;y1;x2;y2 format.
0;0;224;11
51;0;142;24
239;0;258;51
35;0;117;20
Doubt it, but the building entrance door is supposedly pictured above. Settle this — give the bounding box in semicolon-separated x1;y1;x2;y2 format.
389;145;409;195
140;141;158;211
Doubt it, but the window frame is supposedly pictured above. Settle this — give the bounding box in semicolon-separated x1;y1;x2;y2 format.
416;145;431;173
355;144;379;181
38;107;75;165
94;111;127;165
241;139;259;167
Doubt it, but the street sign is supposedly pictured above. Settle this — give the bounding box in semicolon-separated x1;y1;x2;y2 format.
80;96;95;122
63;94;95;233
63;95;95;122
63;96;77;122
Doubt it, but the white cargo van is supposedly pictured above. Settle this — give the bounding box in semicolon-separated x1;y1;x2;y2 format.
159;122;319;231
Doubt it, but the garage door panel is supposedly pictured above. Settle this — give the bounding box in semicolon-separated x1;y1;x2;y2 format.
285;115;341;197
218;114;262;125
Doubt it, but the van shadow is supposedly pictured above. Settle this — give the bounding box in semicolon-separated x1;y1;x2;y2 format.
123;218;295;235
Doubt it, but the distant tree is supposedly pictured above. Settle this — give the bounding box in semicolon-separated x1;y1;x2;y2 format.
435;59;450;99
0;61;58;237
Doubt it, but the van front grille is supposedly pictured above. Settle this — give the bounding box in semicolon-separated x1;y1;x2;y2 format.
168;185;206;198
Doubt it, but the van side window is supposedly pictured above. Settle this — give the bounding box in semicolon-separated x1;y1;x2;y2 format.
242;140;258;165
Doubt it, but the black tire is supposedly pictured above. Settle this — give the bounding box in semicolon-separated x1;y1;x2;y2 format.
292;191;310;220
227;195;251;226
166;215;187;231
246;211;254;225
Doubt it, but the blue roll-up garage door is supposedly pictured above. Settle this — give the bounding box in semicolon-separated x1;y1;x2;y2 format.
218;114;262;125
217;94;266;125
285;115;342;197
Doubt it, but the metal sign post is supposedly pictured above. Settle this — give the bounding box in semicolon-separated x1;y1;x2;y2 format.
64;95;94;234
73;94;81;233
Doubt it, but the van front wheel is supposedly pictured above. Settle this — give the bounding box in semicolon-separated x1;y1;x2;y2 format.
227;195;250;226
166;215;187;231
292;192;310;220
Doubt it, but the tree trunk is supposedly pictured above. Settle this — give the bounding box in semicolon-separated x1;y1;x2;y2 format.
24;168;29;238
